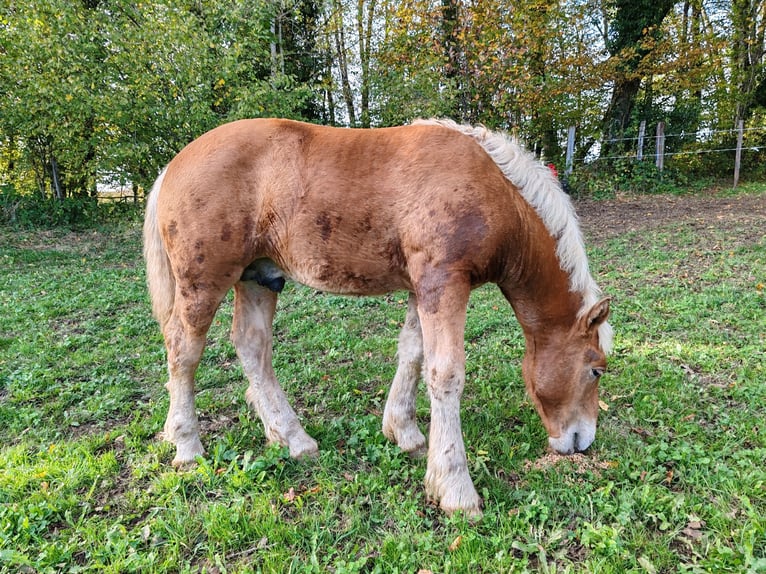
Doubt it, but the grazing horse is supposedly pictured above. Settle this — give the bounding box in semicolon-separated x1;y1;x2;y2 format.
143;118;612;517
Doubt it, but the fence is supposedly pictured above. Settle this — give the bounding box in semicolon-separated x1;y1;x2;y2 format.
564;120;760;187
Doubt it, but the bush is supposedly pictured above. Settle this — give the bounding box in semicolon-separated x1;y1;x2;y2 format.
566;159;688;198
0;185;142;229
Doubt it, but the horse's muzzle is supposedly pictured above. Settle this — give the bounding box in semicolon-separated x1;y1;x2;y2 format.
548;420;596;454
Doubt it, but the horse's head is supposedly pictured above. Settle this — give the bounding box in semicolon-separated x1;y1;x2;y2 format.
522;298;611;454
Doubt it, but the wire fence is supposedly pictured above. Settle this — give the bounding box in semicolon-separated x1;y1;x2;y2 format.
565;121;765;187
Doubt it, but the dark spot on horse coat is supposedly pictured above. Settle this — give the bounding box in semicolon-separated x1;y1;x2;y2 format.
164;220;179;249
316;212;333;241
243;215;255;238
221;224;232;242
340;270;372;291
357;213;374;234
384;239;406;271
316;261;334;282
449;212;487;261
417;267;450;315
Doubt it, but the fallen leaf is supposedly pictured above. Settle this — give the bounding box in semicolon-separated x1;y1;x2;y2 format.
598;400;609;411
448;535;462;552
664;470;674;484
283;487;296;503
681;526;704;540
637;555;657;573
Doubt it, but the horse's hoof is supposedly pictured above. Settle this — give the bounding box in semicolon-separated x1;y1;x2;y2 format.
439;492;483;520
171;439;205;468
424;469;483;518
382;421;426;458
289;438;319;460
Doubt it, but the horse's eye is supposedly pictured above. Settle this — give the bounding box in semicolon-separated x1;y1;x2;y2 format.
591;367;605;379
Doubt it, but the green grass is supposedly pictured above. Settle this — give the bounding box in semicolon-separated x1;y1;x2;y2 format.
1;190;765;573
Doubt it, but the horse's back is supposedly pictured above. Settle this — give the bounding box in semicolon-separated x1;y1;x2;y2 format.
157;119;523;296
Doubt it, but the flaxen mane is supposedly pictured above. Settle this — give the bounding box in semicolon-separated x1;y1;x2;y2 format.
414;119;613;353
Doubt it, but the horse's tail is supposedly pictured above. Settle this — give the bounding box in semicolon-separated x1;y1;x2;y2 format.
143;169;175;329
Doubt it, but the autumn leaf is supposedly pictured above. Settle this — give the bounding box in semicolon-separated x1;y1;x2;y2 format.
680;518;705;541
448;535;463;552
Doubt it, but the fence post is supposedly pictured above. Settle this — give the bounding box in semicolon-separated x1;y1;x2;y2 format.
566;126;575;175
655;122;665;172
637;120;646;161
733;119;744;188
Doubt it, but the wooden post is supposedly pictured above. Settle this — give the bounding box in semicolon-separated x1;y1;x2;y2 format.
566;126;575;175
637;120;646;161
733;119;744;188
655;122;665;172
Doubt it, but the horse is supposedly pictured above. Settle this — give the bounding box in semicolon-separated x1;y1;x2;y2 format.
143;118;612;517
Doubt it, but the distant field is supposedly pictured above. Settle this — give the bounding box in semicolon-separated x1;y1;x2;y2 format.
1;187;764;573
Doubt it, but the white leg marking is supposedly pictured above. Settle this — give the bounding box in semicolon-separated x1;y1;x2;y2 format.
162;315;206;467
382;293;427;456
233;283;318;459
417;288;482;518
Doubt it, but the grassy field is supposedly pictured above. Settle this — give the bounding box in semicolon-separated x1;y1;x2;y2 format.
1;187;764;573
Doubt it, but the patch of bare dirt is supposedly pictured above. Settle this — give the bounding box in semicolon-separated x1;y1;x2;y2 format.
574;191;766;245
524;452;618;476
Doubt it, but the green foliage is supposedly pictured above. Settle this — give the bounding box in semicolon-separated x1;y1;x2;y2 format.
1;0;763;196
0;187;764;571
0;185;142;229
567;159;689;198
0;0;319;198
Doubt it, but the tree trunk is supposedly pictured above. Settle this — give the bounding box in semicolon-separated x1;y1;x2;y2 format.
332;0;356;126
356;0;377;127
527;2;561;160
440;0;467;121
50;155;64;200
600;0;675;156
732;0;766;124
602;76;642;153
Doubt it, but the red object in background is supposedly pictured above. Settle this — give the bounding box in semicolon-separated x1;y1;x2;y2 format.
548;163;558;178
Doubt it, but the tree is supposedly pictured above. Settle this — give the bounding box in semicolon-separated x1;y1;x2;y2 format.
373;0;457;125
731;0;766;124
0;0;320;197
0;0;110;198
600;0;676;156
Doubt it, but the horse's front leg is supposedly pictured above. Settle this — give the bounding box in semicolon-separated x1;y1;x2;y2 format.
417;280;482;518
232;281;318;459
382;292;427;457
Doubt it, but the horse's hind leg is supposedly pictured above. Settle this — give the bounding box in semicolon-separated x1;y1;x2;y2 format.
232;281;319;459
382;292;427;457
162;297;221;467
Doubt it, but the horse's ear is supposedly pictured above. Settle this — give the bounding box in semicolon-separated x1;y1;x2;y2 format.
581;297;610;335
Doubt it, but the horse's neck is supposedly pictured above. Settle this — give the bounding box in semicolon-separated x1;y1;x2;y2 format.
501;226;582;339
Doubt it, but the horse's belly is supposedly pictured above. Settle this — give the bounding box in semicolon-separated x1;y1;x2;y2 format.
285;258;410;296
